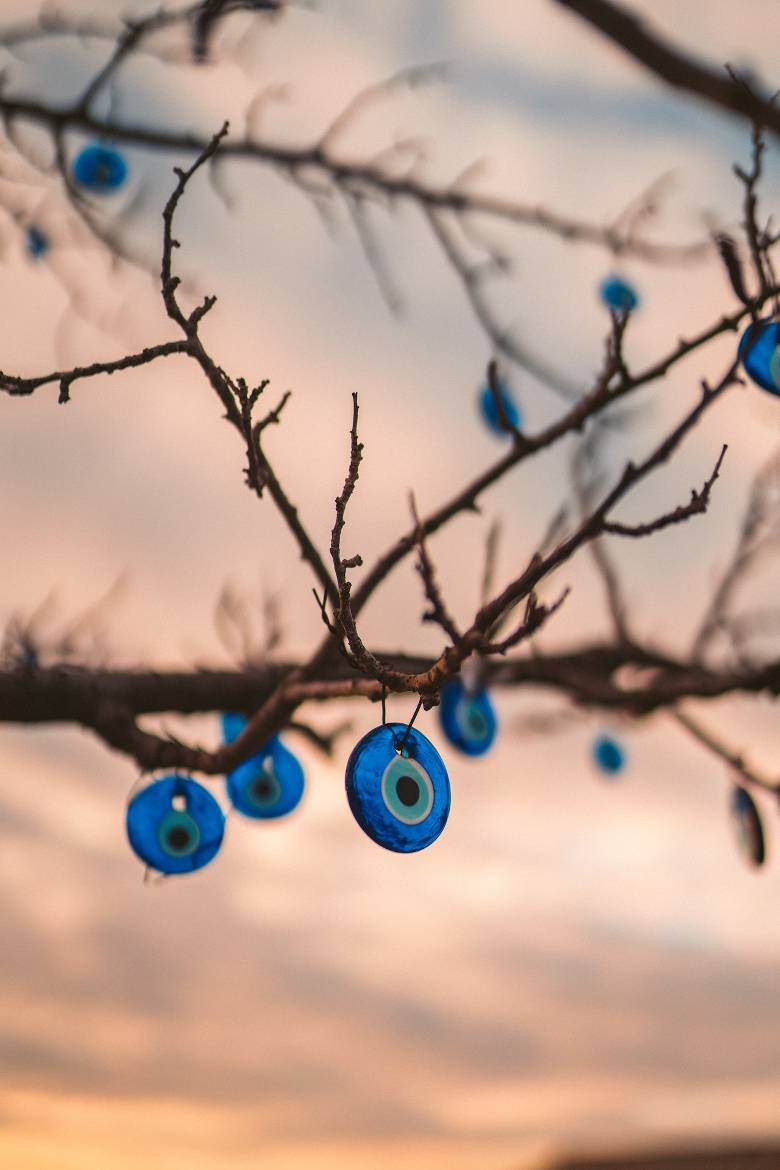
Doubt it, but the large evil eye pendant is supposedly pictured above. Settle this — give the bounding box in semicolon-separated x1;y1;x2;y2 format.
592;733;625;778
479;379;521;437
72;143;128;194
439;679;497;756
345;723;451;853
222;713;305;820
599;275;639;313
730;785;766;868
738;320;780;396
126;775;225;875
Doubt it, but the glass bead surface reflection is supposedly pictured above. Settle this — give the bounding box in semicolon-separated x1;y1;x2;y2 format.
221;713;305;819
738;319;780;395
599;275;638;313
126;774;225;875
478;380;520;437
72;143;128;194
345;723;450;852
439;679;497;756
730;785;765;868
592;733;625;777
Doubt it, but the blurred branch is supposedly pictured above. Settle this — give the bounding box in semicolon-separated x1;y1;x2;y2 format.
571;423;631;643
555;0;780;135
671;708;780;795
5;637;780;771
0;0;706;268
692;446;780;659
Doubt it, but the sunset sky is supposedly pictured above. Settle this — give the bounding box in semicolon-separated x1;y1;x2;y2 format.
1;2;780;1168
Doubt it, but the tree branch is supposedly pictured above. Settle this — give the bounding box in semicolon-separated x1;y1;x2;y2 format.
555;0;780;135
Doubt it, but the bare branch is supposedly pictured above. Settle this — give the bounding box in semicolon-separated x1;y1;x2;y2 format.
0;341;189;403
603;443;727;537
410;493;462;645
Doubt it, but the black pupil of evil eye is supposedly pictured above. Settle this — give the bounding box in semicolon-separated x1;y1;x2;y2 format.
166;825;192;850
395;774;420;806
251;776;274;801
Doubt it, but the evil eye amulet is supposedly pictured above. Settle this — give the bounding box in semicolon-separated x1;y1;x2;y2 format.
72;143;128;194
479;380;521;437
345;723;451;853
221;712;305;819
126;774;225;875
738;319;780;395
592;733;625;777
599;275;638;313
226;738;305;819
438;679;497;756
730;785;765;867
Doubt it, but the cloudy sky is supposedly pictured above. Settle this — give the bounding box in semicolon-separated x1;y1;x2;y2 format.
1;2;780;1168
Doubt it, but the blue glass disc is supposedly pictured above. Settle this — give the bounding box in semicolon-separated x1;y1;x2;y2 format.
221;711;248;745
592;733;625;777
345;723;451;852
438;679;497;756
72;143;128;194
25;226;48;259
600;275;639;313
221;712;305;820
479;380;520;437
730;785;765;867
126;774;225;875
738;320;780;396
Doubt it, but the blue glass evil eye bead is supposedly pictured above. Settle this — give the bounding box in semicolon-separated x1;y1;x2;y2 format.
126;774;225;875
345;723;451;853
25;226;48;259
738;319;780;396
592;733;625;777
72;143;128;194
730;785;766;868
479;380;521;437
227;738;304;819
221;712;305;819
438;679;497;756
600;275;638;313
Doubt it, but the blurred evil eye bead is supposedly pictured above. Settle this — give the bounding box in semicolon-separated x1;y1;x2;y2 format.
438;678;497;757
591;733;625;778
25;225;48;259
345;723;451;853
126;774;225;875
730;785;766;868
478;378;521;437
221;712;305;819
738;319;780;396
599;274;639;314
72;143;128;194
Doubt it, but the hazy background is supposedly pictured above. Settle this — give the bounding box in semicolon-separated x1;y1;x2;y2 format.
1;2;780;1167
